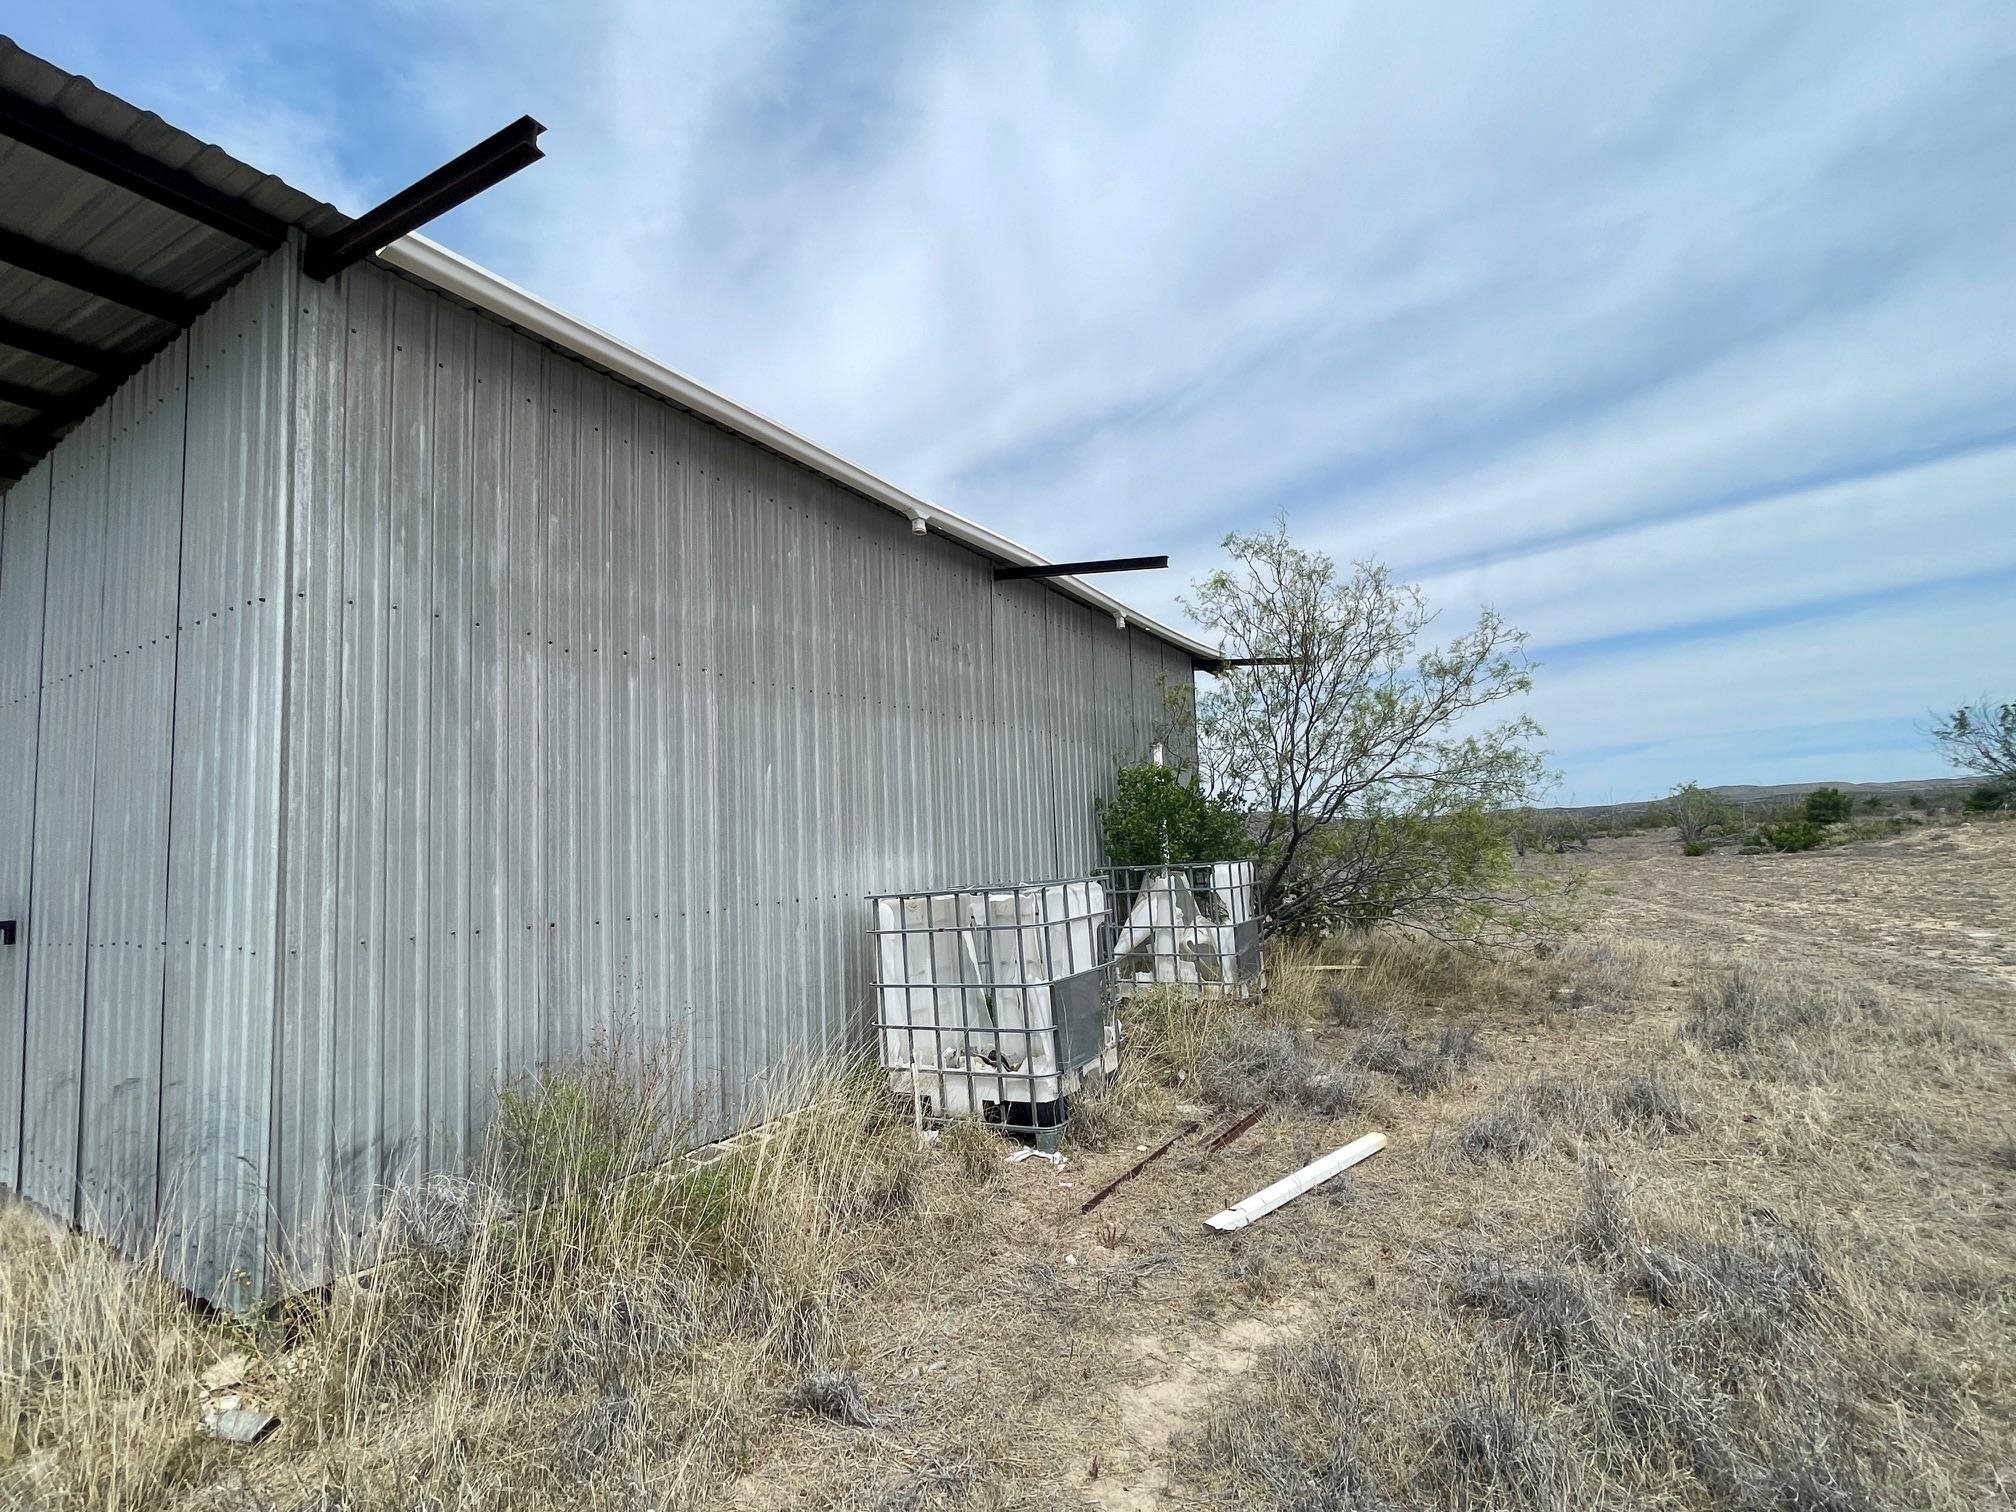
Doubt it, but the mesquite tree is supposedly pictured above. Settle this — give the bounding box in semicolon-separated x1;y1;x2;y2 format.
1180;521;1549;939
1931;698;2016;782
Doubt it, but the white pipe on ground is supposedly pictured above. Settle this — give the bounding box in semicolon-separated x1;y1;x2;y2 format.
1204;1131;1388;1230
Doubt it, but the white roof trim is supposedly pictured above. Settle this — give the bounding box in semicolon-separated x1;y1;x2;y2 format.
377;232;1216;663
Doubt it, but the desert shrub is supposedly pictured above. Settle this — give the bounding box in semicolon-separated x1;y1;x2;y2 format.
1182;522;1549;942
1753;819;1825;853
1204;1021;1364;1114
1802;787;1853;825
1680;838;1711;857
1665;781;1742;852
1513;810;1589;855
1930;697;2016;784
1962;779;2012;814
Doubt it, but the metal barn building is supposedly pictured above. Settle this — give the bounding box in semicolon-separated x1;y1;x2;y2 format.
0;42;1213;1301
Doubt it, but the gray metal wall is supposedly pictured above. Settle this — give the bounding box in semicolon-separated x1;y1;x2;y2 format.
0;252;291;1300
0;243;1196;1299
271;258;1191;1277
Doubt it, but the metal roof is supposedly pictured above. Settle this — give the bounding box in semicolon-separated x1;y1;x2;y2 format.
0;37;345;479
0;35;1216;663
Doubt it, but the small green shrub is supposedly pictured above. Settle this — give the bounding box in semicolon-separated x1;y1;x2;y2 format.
1962;780;2011;814
1803;787;1852;825
1752;819;1823;853
1680;839;1711;857
1099;762;1249;867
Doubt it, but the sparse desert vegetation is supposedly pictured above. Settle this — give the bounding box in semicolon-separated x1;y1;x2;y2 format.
3;820;2013;1509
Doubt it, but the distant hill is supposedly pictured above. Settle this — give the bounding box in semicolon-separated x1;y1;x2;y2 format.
1700;777;1977;803
1546;776;1977;823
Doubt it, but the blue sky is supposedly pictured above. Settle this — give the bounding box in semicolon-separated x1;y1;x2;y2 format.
16;3;2015;802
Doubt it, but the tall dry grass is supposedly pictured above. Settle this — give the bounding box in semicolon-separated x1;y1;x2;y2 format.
0;1049;955;1510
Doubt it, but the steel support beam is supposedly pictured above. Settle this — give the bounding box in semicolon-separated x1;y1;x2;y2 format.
303;115;545;281
0;377;65;411
993;554;1168;582
0;86;290;247
0;315;122;371
0;228;198;323
1199;656;1303;672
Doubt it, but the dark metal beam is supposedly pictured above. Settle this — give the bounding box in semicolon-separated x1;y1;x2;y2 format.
0;377;65;411
303;116;545;281
0;228;197;323
0;87;289;248
0;315;122;372
0;369;121;457
1199;656;1303;672
993;554;1168;582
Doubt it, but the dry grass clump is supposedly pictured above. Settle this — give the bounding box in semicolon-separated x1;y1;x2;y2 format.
0;1210;223;1507
1443;1065;1698;1167
937;1114;1011;1178
1352;1022;1479;1095
1432;1387;1574;1511
1444;1168;1962;1511
1184;1336;1397;1510
1609;1071;1693;1136
0;1048;963;1511
1203;1021;1365;1115
1680;968;1883;1080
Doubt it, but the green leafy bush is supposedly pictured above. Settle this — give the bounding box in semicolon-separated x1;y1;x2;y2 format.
1753;819;1824;853
1680;839;1711;857
1802;787;1852;825
1099;762;1249;867
1962;781;2011;814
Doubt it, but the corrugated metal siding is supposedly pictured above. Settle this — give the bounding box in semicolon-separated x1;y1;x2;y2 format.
0;459;53;1191
4;239;1198;1298
0;251;291;1302
76;353;185;1253
156;252;291;1301
270;258;1192;1262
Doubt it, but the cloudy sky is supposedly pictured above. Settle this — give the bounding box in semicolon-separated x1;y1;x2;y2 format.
19;3;2014;801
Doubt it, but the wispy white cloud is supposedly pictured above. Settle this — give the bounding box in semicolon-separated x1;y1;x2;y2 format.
20;1;2016;798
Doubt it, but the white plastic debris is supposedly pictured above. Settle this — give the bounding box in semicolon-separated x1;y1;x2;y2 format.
1006;1148;1066;1168
201;1401;279;1444
1204;1133;1388;1231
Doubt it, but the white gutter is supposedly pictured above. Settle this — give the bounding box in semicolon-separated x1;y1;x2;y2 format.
376;233;1218;664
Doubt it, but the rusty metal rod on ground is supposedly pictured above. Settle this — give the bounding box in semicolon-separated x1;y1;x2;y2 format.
1206;1106;1268;1152
1080;1121;1201;1214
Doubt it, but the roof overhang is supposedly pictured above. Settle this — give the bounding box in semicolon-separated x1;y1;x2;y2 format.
0;35;1216;667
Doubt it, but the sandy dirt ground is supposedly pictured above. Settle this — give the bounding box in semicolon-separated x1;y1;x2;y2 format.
1581;824;2016;998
